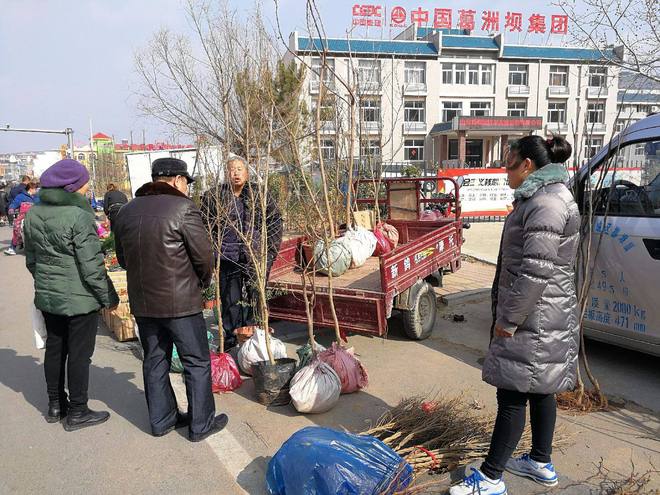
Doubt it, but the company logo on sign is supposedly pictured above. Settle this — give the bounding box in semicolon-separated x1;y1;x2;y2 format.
351;4;569;34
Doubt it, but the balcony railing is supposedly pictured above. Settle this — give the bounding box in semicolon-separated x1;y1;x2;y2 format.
319;121;336;133
507;85;530;97
585;122;607;134
545;123;569;135
587;86;608;99
403;82;427;95
547;86;569;97
402;122;427;134
309;79;335;94
358;80;382;94
360;121;381;133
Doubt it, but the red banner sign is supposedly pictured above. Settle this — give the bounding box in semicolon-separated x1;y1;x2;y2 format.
350;5;569;34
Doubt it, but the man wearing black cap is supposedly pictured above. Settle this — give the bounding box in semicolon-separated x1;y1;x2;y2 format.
113;157;228;441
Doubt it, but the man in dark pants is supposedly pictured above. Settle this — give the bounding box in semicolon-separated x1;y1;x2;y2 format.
201;157;283;349
114;157;228;441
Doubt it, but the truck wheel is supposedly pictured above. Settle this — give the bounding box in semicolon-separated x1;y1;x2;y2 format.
402;281;437;340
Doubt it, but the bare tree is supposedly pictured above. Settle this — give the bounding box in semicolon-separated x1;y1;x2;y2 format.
555;0;659;82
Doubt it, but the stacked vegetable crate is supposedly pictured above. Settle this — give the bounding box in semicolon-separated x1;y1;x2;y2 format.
102;270;137;342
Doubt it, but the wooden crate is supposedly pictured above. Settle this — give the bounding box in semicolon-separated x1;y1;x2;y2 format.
102;308;137;342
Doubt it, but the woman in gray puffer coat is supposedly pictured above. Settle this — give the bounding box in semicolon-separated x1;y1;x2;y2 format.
451;135;580;495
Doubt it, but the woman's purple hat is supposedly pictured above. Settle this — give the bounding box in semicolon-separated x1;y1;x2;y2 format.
40;159;90;193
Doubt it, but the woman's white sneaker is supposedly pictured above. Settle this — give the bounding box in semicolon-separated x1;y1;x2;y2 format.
505;453;558;486
449;467;507;495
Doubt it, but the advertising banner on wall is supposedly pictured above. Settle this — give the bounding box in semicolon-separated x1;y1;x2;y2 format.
439;168;513;217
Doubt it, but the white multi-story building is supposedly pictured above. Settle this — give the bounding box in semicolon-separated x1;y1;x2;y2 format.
287;26;622;169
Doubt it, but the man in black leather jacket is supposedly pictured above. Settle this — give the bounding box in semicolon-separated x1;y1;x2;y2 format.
113;157;228;442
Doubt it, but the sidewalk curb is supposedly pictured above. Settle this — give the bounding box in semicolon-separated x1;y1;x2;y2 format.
461;253;497;266
439;288;490;305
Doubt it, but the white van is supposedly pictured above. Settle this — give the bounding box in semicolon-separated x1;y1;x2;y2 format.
575;113;660;356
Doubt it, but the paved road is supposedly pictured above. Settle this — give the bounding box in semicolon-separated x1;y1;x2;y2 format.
1;225;658;494
0;228;243;494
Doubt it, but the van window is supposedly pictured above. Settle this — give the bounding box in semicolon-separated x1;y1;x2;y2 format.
588;139;660;217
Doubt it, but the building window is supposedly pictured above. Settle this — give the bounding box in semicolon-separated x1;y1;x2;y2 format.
360;98;381;122
508;64;528;86
615;120;625;133
586;102;605;124
454;64;466;84
481;65;493;85
468;64;480;85
404;61;426;84
547;101;567;123
584;137;603;159
442;101;462;122
442;63;453;84
588;66;607;88
549;65;568;87
360;139;381;157
470;101;491;117
404;100;425;122
311;58;335;84
320;139;335;160
77;153;85;161
507;100;527;117
313;98;335;122
404;139;425;161
634;143;645;156
358;59;381;85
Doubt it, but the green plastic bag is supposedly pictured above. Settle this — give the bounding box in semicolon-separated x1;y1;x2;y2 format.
171;330;217;373
295;342;326;371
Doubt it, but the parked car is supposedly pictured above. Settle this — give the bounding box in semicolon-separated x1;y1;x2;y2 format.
575;113;660;356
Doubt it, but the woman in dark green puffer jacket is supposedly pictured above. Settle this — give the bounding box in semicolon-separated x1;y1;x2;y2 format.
23;159;118;431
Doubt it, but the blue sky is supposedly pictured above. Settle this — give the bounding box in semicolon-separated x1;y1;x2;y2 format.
0;0;566;153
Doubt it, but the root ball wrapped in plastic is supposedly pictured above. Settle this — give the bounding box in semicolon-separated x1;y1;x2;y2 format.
211;352;243;393
238;328;287;375
343;227;377;268
290;359;341;414
318;342;369;394
314;238;352;277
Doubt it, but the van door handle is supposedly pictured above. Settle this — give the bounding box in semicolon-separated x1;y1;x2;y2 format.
643;238;660;260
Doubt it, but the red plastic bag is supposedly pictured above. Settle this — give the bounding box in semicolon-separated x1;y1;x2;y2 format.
372;228;392;256
318;342;369;394
211;352;243;393
377;222;399;250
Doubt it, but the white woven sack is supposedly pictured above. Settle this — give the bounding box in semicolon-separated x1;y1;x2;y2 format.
237;328;287;376
290;359;341;414
343;227;377;268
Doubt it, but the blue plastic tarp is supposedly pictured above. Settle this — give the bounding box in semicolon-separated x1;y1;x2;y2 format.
266;426;413;495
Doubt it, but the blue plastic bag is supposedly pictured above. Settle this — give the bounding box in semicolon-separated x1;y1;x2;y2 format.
266;426;413;495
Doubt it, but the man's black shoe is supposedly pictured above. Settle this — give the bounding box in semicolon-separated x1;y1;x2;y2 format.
152;412;191;437
46;399;70;423
189;414;229;443
63;408;110;432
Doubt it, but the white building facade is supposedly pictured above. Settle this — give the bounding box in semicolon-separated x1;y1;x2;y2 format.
288;26;622;170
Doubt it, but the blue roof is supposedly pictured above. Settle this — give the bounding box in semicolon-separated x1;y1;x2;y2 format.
442;35;498;50
298;37;437;56
502;45;611;61
297;35;617;62
618;91;660;103
416;27;470;37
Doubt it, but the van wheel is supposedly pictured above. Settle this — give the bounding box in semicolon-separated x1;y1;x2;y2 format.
402;281;437;340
